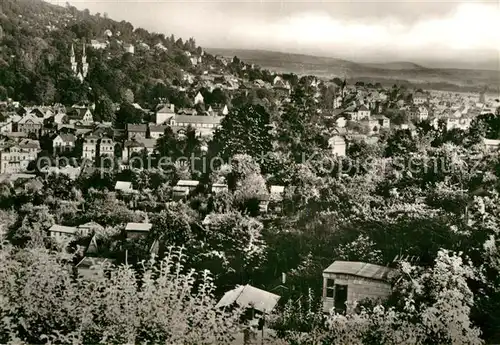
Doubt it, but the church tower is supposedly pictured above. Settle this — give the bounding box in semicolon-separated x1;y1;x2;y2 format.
81;43;89;78
70;44;78;75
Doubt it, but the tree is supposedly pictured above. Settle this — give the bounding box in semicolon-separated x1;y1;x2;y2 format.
120;88;134;103
198;211;266;284
210;104;272;161
33;77;56;105
150;202;197;247
114;102;142;128
94;95;115;122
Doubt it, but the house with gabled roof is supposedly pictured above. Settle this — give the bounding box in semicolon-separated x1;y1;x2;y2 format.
194;92;204;105
16;113;43;136
156;103;175;125
53;133;76;154
67;108;93;125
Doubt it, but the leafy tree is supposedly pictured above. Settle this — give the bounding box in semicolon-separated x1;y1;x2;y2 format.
94;95;115;122
211;104;272;161
114;102;142;128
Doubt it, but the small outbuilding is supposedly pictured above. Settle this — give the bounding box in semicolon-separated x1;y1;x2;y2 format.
322;261;395;314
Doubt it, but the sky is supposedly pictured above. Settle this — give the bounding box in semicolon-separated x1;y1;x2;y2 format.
48;0;500;69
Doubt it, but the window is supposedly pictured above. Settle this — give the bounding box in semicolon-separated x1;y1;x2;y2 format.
326;279;335;298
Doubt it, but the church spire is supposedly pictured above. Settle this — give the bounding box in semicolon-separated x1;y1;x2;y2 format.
81;42;89;78
70;43;77;75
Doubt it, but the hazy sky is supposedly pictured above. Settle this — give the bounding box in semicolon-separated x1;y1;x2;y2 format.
50;0;500;67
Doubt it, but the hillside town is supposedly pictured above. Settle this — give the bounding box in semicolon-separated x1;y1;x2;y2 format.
1;0;500;345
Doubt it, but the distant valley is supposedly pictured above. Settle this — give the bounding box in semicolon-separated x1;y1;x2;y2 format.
208;48;500;93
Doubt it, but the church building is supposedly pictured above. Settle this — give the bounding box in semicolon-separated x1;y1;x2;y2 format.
70;43;89;83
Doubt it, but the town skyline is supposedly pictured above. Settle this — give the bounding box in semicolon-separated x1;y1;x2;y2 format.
46;0;500;70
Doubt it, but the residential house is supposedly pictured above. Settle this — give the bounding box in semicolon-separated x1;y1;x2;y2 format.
48;224;78;243
322;261;394;314
409;106;429;122
82;135;98;161
352;105;371;121
194;92;204;105
67;108;93;125
98;136;114;157
149;124;167;139
328;136;346;157
53;133;76;154
0;139;40;174
169;114;224;136
372;115;390;129
121;138;155;163
16;113;43;136
156;103;175;125
125;222;152;239
413;92;428;105
127;124;148;140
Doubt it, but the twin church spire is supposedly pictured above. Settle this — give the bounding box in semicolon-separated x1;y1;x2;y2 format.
70;43;88;83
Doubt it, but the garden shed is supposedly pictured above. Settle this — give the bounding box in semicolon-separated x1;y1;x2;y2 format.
322;261;395;314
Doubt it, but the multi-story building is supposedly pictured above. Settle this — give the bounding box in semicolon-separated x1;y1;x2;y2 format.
52;133;76;154
16;113;43;136
352;105;371;121
0;139;41;174
82;135;98;161
98;136;114;157
168;114;224;137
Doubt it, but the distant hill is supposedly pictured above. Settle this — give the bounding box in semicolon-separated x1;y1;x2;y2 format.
363;62;427;71
208;48;499;92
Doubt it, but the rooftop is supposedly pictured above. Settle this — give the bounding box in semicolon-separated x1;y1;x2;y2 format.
125;222;152;232
216;284;280;313
323;261;394;281
48;224;78;234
